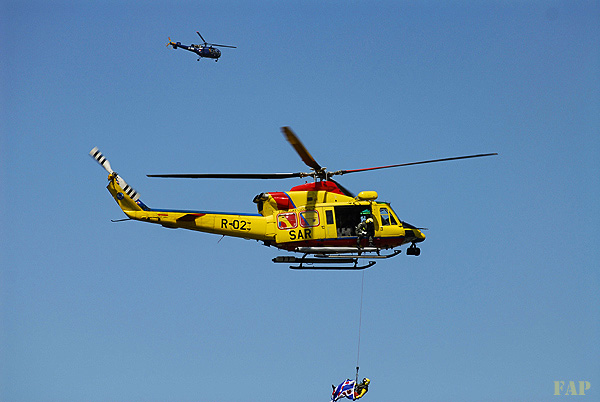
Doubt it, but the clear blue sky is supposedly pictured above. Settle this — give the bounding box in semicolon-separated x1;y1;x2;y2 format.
2;1;599;401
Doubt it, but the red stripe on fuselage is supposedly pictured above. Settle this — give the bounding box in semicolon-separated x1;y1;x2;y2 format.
289;181;345;195
273;236;407;251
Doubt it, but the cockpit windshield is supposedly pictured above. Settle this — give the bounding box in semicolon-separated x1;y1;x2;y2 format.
379;205;398;226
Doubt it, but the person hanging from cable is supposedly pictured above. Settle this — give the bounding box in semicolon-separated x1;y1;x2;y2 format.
331;377;370;401
354;377;370;399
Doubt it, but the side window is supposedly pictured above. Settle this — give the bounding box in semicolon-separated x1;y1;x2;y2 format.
277;212;298;229
380;208;391;226
299;210;320;228
326;210;334;225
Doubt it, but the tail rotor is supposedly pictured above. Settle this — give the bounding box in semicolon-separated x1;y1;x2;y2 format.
89;147;140;202
90;146;114;174
166;37;178;49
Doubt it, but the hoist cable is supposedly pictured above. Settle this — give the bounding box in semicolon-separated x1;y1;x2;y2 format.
355;271;365;383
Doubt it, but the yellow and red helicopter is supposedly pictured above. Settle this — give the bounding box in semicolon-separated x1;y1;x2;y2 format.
166;31;236;62
90;127;496;269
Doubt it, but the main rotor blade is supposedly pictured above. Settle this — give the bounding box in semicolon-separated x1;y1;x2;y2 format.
196;31;207;44
281;126;322;172
147;172;309;180
335;153;498;176
211;43;237;48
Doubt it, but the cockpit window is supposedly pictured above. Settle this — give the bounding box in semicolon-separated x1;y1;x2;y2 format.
381;206;398;226
389;211;397;225
380;208;391;226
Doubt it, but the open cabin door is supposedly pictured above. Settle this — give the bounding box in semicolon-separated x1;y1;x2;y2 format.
333;205;372;238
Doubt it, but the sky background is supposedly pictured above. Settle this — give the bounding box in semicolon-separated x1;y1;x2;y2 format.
1;1;599;401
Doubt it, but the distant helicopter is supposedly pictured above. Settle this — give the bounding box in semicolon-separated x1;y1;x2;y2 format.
90;127;496;269
166;31;236;61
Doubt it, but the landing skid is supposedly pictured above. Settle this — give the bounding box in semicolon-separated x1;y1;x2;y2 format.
272;249;401;270
273;256;376;270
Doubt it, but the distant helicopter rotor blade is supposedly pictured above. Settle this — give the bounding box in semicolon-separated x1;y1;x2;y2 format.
281;126;323;173
210;43;237;48
333;153;498;176
196;31;207;45
147;172;309;180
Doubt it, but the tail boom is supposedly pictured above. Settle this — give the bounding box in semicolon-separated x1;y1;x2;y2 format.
107;173;273;241
92;147;274;242
127;209;274;241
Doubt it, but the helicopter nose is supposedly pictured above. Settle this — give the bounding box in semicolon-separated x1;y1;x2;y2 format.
402;222;426;243
414;229;426;242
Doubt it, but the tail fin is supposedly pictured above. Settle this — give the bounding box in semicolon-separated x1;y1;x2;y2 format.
89;147;149;212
